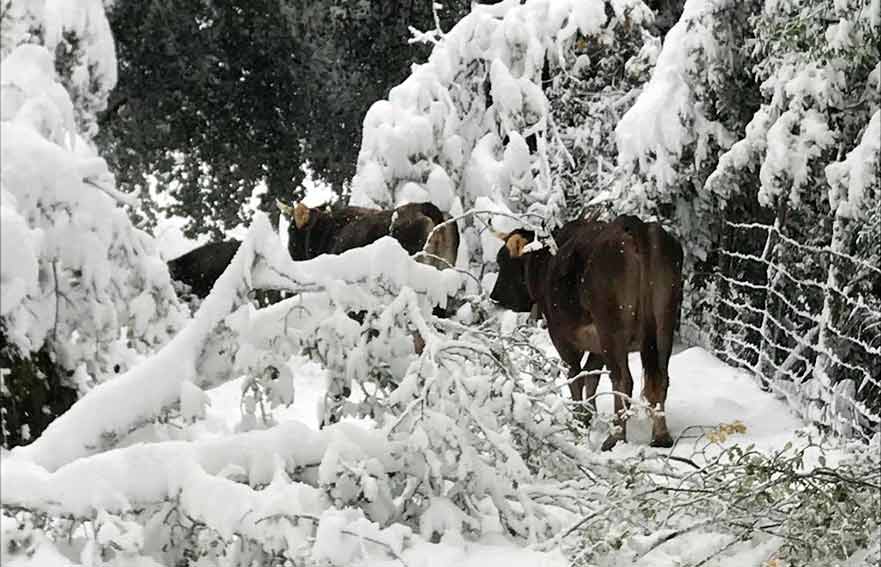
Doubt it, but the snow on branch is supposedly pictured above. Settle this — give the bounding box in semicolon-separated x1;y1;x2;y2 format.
9;216;270;470
2;420;388;518
12;211;466;471
826;110;880;220
615;0;736;188
251;234;460;308
350;0;653;266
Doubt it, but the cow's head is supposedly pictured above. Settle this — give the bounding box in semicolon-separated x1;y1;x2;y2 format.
489;229;535;312
278;199;319;260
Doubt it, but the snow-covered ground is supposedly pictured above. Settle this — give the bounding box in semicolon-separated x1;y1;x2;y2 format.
200;345;802;460
186;342;803;567
3;332;810;567
205;355;327;432
3;1;877;564
583;345;802;454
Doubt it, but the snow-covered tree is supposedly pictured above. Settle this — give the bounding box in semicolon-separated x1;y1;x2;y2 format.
0;1;186;446
2;1;879;565
350;0;666;282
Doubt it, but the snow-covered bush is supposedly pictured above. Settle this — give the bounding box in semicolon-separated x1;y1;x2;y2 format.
0;2;186;446
0;213;585;562
610;0;879;268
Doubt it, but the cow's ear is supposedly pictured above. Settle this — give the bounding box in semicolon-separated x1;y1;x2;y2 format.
506;233;530;258
294;202;311;229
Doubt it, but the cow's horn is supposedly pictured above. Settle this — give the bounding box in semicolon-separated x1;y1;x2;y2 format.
490;228;510;241
506;233;530;258
293;202;311;229
276;199;295;216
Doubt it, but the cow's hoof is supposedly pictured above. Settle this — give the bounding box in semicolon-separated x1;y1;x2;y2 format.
601;435;623;452
650;433;675;448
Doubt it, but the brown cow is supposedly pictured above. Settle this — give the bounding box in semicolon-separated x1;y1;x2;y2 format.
277;200;460;427
489;215;683;450
277;200;459;271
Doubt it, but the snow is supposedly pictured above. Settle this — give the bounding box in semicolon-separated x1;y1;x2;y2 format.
760;104;836;208
2;0;118;140
3;1;878;565
2;336;820;566
394;538;567;567
41;0;117;91
616;0;735;189
826;110;880;219
425;165;455;212
4;535;82;567
605;346;803;452
9;216;274;470
350;0;627;262
0;188;41;317
1;45;75;146
520;328;805;456
2;418;385;517
10;209;466;471
825;18;855;50
1;39;184;374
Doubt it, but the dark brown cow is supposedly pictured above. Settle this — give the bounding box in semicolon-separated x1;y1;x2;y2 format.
277;200;460;427
277;200;459;270
490;215;683;450
167;239;284;307
167;240;241;298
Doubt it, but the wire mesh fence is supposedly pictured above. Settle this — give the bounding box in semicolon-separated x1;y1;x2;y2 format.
686;221;881;442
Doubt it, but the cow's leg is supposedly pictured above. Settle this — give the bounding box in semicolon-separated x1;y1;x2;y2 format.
580;353;605;424
643;372;672;448
557;345;589;425
568;364;591;426
600;341;634;451
643;315;675;448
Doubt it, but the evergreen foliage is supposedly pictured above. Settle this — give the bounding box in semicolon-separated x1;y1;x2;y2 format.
96;0;472;238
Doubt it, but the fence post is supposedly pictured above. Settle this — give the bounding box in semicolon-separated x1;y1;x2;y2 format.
810;213;851;436
756;200;787;390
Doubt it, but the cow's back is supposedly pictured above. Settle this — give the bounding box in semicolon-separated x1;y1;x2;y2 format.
291;201;459;270
168;240;241;298
289;206;386;259
330;208;395;254
528;219;635;354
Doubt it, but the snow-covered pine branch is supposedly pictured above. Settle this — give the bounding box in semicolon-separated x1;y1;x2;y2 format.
1;1;186;447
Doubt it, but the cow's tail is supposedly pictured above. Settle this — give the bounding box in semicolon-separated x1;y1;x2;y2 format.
622;217;662;381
